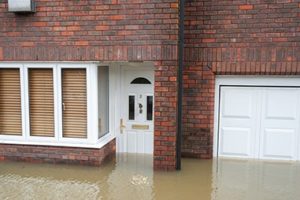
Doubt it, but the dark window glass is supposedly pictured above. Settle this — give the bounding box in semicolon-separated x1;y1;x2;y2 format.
129;95;135;120
130;77;151;84
147;96;153;121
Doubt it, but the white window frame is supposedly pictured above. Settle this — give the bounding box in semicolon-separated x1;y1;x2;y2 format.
0;62;115;149
0;63;26;140
24;64;59;142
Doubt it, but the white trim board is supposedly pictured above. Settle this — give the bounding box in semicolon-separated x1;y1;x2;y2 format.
0;133;115;149
215;76;300;87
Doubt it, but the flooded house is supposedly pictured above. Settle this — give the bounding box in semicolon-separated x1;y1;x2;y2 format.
0;0;299;172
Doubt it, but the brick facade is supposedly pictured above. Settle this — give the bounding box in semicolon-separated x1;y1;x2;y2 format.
0;0;179;170
1;0;299;169
183;0;300;158
0;139;116;166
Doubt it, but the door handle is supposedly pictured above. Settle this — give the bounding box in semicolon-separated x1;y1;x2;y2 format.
120;118;126;134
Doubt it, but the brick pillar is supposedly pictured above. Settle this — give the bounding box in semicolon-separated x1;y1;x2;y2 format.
154;61;178;170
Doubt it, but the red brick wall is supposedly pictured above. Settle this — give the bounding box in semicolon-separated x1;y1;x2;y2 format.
0;0;179;170
183;0;300;158
0;139;116;166
0;0;178;62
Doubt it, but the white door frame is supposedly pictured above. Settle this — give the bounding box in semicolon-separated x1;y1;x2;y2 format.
115;63;155;153
214;76;300;159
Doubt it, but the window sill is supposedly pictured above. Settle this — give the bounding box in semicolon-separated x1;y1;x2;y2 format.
0;133;115;149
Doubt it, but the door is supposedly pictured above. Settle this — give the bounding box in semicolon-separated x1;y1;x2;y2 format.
259;88;300;160
218;86;300;161
218;87;259;158
118;68;154;154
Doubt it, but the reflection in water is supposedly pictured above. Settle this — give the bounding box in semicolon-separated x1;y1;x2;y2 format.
212;159;300;200
107;154;153;200
0;154;299;200
0;174;100;200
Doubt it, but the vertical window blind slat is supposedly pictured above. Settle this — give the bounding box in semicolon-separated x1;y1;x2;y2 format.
62;69;87;138
0;69;22;135
29;69;55;137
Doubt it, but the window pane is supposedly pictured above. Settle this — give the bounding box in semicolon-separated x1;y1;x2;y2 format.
130;77;151;84
98;66;109;138
29;69;54;137
62;69;87;138
147;96;153;121
129;95;135;120
0;69;22;135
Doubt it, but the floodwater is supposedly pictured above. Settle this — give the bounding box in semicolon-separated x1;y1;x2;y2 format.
0;154;300;200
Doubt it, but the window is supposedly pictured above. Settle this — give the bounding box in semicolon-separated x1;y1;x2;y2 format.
0;69;22;135
130;77;151;84
0;63;113;148
129;95;135;120
62;69;87;138
146;96;153;121
98;66;109;138
29;69;54;137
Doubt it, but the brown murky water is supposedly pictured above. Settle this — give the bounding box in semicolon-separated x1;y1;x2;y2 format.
0;154;300;200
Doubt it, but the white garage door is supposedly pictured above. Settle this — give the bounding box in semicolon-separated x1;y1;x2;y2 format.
218;86;300;161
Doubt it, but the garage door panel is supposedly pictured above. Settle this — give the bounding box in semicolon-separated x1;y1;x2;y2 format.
219;87;258;158
262;129;296;160
222;88;254;119
260;88;300;160
221;118;254;126
218;86;300;161
220;127;252;157
265;89;298;120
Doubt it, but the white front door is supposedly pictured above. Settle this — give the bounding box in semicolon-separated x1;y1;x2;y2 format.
218;86;300;161
118;67;154;154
